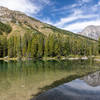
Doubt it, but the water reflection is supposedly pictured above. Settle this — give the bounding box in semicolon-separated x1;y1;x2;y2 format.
34;71;100;100
83;71;100;87
0;60;100;100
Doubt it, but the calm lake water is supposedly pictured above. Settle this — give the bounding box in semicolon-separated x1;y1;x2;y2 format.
34;71;100;100
0;59;100;100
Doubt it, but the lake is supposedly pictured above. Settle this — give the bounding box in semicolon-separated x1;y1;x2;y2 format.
33;71;100;100
0;59;100;100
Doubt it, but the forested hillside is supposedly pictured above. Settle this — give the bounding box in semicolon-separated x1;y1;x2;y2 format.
0;23;98;58
0;7;98;59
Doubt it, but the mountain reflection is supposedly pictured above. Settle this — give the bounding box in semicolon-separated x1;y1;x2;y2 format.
83;71;100;87
33;71;100;100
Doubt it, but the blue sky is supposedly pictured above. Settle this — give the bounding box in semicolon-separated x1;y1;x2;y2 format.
0;0;100;32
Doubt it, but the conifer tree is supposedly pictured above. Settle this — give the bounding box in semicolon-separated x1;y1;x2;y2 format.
37;35;44;58
31;35;38;58
98;37;100;54
16;36;22;58
49;35;55;57
8;37;14;57
44;37;50;57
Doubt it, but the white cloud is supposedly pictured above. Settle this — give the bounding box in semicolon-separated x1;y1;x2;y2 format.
41;18;53;25
92;1;100;12
98;1;100;5
0;0;50;15
55;13;98;27
39;0;50;5
82;0;91;3
78;0;92;4
53;0;100;33
52;3;79;12
63;19;100;32
47;5;100;33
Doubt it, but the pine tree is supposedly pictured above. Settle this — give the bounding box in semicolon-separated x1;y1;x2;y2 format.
22;35;27;57
44;37;50;57
0;36;7;57
14;36;17;57
8;37;14;57
31;35;38;58
49;35;55;57
98;37;100;54
37;35;44;58
27;39;32;57
16;36;22;58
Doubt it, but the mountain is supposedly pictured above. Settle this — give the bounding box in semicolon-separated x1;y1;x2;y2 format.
0;6;98;59
78;25;100;40
0;6;97;41
0;6;48;36
0;6;76;37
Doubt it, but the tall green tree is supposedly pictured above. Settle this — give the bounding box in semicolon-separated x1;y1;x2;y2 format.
37;35;44;58
31;35;38;58
44;37;50;57
16;36;22;58
98;37;100;54
8;37;14;57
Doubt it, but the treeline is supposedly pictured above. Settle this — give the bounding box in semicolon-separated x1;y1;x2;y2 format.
0;33;98;58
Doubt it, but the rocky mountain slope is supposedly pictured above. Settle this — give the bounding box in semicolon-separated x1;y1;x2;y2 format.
0;6;75;37
0;6;97;43
78;25;100;40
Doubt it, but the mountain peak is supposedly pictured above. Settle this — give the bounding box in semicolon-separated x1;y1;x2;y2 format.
78;25;100;40
85;25;100;29
0;6;8;10
0;6;27;23
0;6;24;14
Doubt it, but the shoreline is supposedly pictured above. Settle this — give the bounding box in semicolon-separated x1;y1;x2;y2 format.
0;55;100;61
0;58;17;61
0;56;94;61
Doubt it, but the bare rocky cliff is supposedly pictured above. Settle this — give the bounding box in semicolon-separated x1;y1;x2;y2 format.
78;25;100;40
